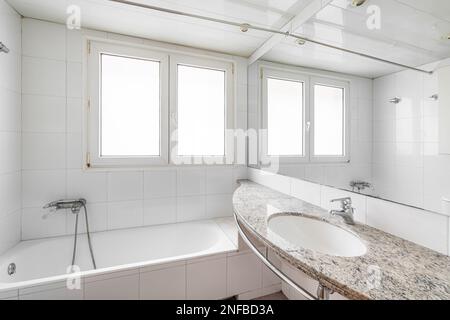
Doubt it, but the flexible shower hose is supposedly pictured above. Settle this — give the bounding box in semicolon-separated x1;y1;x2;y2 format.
71;204;97;269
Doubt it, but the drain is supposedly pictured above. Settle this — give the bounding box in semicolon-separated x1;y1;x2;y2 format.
7;263;16;276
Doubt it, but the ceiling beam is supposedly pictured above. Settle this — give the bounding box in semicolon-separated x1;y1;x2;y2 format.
248;0;333;64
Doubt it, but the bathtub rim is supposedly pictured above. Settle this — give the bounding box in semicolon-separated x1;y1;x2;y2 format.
0;219;238;293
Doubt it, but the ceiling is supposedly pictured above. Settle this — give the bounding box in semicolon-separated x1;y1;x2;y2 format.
6;0;450;78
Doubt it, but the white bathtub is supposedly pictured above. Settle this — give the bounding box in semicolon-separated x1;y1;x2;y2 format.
0;219;240;299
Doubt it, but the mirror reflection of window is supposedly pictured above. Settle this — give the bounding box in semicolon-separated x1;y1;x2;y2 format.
267;77;304;157
313;84;345;157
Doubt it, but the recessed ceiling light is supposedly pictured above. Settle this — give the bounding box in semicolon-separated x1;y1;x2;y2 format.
296;39;306;46
239;23;250;33
351;0;367;7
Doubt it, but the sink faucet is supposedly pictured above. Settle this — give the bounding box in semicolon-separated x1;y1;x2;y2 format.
329;197;355;225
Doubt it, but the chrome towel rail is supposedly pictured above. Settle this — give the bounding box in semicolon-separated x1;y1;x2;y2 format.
234;213;326;300
108;0;433;75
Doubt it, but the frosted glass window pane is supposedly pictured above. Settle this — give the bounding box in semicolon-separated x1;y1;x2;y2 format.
267;78;303;156
101;54;160;157
177;65;225;156
314;84;344;156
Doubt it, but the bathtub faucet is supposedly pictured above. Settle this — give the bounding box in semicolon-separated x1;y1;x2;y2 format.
43;199;87;218
43;198;97;269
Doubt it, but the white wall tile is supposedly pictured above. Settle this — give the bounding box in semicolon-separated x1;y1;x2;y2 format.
143;170;176;199
0;89;21;132
367;197;448;254
248;169;291;194
206;194;233;218
0;1;21;54
84;269;137;283
144;197;177;226
187;257;227;300
0;171;21;216
423;154;450;214
22;19;66;60
66;133;83;169
16;20;252;239
22;95;66;133
265;172;291;195
108;171;143;201
67;98;82;133
206;167;234;195
108;200;143;230
66;29;83;63
177;168;206;196
20;287;83;300
233;166;248;190
0;0;21;254
66;202;108;234
22;170;66;208
84;274;140;300
22;133;66;170
291;179;321;207
0;46;21;92
67;62;82;98
0;211;21;254
140;266;186;300
67;170;108;203
372;62;449;216
22;207;67;240
177;196;206;223
0;132;21;174
22;57;66;97
227;252;262;296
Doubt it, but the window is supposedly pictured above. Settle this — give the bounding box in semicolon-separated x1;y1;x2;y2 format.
100;54;160;157
261;68;349;163
262;69;307;163
311;78;349;162
86;40;234;168
267;78;304;156
177;65;226;156
170;55;234;163
87;41;169;167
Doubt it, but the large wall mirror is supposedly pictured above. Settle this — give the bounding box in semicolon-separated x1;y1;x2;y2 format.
247;1;450;216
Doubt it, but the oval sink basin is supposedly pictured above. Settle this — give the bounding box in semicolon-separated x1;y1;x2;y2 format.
268;215;367;257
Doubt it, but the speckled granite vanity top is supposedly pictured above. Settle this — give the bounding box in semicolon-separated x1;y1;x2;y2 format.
233;180;450;300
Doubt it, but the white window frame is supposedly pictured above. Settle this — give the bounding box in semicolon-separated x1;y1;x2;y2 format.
87;40;169;167
310;77;350;163
260;67;350;164
169;54;235;165
261;68;309;164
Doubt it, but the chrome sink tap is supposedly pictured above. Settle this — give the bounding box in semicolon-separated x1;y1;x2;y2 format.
329;197;355;225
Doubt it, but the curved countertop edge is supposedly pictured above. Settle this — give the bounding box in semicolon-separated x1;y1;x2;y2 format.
232;180;450;301
234;207;369;300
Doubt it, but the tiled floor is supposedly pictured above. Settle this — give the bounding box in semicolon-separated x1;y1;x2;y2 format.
254;292;288;300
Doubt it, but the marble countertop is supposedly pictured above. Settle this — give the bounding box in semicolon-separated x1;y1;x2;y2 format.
233;180;450;300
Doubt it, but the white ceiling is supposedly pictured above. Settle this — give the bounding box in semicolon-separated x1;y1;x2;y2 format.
6;0;450;78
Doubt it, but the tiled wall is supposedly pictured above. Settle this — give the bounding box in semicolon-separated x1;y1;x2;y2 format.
21;18;248;241
373;61;450;214
248;61;373;191
248;168;449;255
0;0;21;254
